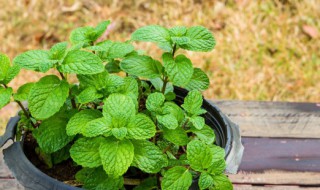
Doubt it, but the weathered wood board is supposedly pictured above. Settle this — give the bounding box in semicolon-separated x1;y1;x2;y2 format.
213;101;320;138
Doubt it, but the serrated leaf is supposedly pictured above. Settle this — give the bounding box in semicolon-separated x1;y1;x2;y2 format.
171;36;190;45
103;93;136;124
105;60;121;73
127;114;156;139
132;140;168;173
66;109;102;136
70;26;94;46
191;124;215;145
179;26;216;52
207;159;226;175
120;55;162;79
162;102;185;123
117;76;139;104
49;42;68;60
163;127;189;146
131;25;172;51
59;50;104;74
181;90;206;116
99;137;134;177
70;137;103;168
83;116;112;137
0;87;12;109
190;115;205;130
33;116;73;153
161;166;192;190
187;140;213;171
94;20;110;39
52;144;71;165
209;145;226;163
112;127;128;140
150;77;174;94
169;26;187;37
13;82;34;101
28;75;69;119
3;65;20;85
157;114;178;129
76;87;103;104
87;40;113;51
185;68;209;91
75;167;108;190
146;92;165;113
102;74;124;95
0;53;10;81
106;42;134;59
95;176;124;190
211;174;233;190
13;50;56;72
77;71;109;90
199;172;214;190
133;177;157;190
163;53;193;86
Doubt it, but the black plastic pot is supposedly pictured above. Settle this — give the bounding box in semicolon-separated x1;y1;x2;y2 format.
0;88;243;190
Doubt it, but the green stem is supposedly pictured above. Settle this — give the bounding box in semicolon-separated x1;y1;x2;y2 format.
59;72;77;109
2;84;36;128
161;44;177;94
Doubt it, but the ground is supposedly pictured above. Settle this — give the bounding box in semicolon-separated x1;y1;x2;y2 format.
0;0;319;133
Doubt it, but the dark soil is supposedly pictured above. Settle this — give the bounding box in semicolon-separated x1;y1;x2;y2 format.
23;133;81;183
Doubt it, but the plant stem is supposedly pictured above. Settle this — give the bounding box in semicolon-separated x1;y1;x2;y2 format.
2;84;36;128
162;145;171;153
161;44;177;94
123;178;141;185
59;72;77;109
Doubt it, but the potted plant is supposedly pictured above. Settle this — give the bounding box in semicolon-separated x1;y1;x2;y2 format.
0;21;243;190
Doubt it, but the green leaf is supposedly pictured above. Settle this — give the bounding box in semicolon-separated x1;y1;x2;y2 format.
185;68;210;91
112;127;128;140
146;92;165;113
75;167;107;190
103;93;136;123
120;55;162;79
3;65;20;85
49;42;68;60
199;172;214;190
133;177;157;190
13;82;35;101
209;145;226;164
162;102;185;123
77;71;109;90
131;25;172;51
70;26;94;46
191;124;215;145
0;87;12;109
13;50;55;72
132;140;168;173
83;116;112;137
190;115;205;130
207;159;226;175
33;116;73;153
181;90;206;116
102;74;124;94
52;144;71;165
179;26;216;52
87;40;113;51
157;114;178;129
117;76;139;104
163;127;189;146
104;42;134;59
105;60;121;73
66;109;102;136
187;140;212;171
150;77;174;94
59;50;104;74
70;137;103;168
0;53;10;81
169;26;187;37
76;87;103;104
99;137;134;177
28;75;69;119
94;20;111;39
161;166;192;190
163;53;194;86
127;114;156;139
95;176;124;190
211;174;233;190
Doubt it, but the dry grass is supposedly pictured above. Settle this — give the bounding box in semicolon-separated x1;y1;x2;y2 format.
0;0;319;132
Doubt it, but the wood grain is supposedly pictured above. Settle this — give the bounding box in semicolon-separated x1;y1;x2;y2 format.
213;101;320;138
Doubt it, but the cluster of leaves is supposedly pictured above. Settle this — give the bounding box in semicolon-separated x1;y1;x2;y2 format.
0;21;232;190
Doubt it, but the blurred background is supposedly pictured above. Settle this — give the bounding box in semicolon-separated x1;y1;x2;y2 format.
0;0;319;132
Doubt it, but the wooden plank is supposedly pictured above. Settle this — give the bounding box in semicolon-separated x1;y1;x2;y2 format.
233;184;320;190
213;101;320;138
239;138;320;172
230;170;320;186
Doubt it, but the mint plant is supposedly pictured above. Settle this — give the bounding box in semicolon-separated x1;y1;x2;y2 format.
0;21;233;190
